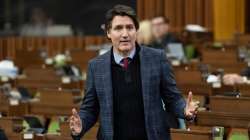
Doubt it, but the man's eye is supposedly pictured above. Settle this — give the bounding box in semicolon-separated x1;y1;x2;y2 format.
114;26;123;30
127;25;134;30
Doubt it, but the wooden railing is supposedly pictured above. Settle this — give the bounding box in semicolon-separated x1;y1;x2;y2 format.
0;36;108;60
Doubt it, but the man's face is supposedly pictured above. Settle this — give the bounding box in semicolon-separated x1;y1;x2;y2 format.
151;17;169;39
107;15;137;55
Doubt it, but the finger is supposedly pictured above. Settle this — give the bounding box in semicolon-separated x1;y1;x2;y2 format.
191;101;199;108
69;116;76;126
194;105;199;109
185;111;193;116
69;116;73;123
72;108;78;116
194;110;198;114
187;91;193;104
194;101;200;105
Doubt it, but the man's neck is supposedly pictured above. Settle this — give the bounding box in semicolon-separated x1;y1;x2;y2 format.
113;46;136;65
117;50;131;57
113;47;136;58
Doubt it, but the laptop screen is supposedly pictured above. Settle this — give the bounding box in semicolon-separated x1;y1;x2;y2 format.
166;43;185;60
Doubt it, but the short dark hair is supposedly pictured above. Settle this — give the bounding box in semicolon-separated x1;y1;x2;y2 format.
152;16;170;24
104;4;139;32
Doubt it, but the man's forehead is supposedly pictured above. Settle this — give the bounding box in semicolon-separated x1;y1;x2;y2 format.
111;16;135;26
152;17;165;24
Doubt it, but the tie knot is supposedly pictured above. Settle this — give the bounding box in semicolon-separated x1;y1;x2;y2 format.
121;57;130;69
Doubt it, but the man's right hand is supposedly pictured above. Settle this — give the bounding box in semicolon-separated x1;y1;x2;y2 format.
69;108;82;135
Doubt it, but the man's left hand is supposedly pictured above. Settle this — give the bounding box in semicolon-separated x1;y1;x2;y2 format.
185;91;199;119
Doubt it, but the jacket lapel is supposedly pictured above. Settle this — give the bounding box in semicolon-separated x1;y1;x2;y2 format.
139;46;152;139
100;50;114;139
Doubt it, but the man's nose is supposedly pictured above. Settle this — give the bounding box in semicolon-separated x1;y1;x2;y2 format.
121;29;129;37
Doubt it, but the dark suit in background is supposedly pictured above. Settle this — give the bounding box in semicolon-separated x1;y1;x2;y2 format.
151;33;179;50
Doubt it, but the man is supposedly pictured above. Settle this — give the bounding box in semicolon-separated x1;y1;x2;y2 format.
151;16;179;50
69;5;198;140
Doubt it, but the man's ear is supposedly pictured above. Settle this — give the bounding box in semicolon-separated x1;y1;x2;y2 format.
107;31;111;39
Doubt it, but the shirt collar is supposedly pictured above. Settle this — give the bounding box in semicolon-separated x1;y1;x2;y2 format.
113;47;136;64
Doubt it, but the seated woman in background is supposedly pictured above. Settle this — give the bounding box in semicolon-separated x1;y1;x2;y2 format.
136;20;154;46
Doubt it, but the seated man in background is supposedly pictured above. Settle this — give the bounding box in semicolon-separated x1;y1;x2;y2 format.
151;16;179;50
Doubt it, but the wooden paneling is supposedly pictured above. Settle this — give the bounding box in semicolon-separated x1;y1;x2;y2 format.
213;0;245;41
0;36;107;61
204;0;213;31
137;0;164;20
137;0;247;40
246;0;250;33
137;0;213;32
175;0;184;31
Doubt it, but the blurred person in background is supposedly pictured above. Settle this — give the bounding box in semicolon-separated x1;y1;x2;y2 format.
20;7;53;36
137;20;154;46
151;16;179;50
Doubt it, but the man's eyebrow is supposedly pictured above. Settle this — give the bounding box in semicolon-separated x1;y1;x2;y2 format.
113;23;134;28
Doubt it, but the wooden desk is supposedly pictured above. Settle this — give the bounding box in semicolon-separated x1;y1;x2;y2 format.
210;96;250;114
197;111;250;128
211;85;236;95
8;102;29;117
174;70;212;96
206;63;246;74
29;103;77;116
0;117;23;140
6;133;22;140
201;47;238;64
200;46;246;73
70;48;98;71
0;93;8;113
15;49;44;69
238;84;250;97
0;94;29;116
29;89;80;116
170;128;213;140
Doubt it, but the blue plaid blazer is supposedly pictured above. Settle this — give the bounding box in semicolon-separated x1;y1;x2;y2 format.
73;45;186;140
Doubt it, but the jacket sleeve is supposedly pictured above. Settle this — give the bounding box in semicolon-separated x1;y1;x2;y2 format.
159;50;186;118
72;61;100;139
